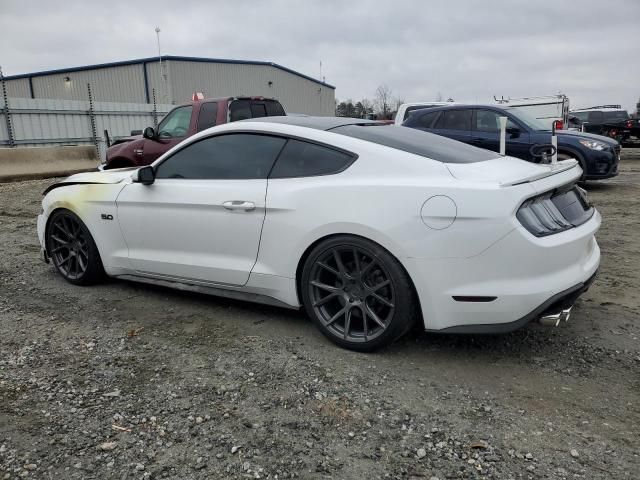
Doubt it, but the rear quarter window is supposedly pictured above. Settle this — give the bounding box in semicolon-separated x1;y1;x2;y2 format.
437;110;472;131
416;111;440;128
270;139;355;178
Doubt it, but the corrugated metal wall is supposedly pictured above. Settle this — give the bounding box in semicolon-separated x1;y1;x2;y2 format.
4;60;335;115
4;78;30;98
28;64;147;103
0;97;172;158
164;61;335;115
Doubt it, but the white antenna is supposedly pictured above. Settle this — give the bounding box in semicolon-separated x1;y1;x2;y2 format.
319;60;322;80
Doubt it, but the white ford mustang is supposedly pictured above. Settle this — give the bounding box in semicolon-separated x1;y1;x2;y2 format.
37;117;600;351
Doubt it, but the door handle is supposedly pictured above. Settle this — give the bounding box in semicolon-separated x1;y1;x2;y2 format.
222;200;256;212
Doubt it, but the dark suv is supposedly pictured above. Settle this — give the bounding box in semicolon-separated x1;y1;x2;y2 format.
569;105;640;145
402;104;620;180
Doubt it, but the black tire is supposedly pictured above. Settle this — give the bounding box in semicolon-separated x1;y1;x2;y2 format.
300;235;418;352
46;209;105;286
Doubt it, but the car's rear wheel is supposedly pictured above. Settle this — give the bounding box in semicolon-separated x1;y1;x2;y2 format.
46;209;105;285
301;235;418;352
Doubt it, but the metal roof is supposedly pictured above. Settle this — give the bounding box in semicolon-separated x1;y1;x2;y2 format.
2;55;335;89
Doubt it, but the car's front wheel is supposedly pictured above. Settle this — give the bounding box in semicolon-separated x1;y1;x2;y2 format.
301;235;418;352
46;209;105;285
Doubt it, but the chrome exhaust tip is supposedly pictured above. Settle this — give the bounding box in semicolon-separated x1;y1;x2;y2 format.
539;313;561;327
538;306;573;327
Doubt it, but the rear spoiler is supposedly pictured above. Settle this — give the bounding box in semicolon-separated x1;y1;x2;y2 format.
500;160;579;187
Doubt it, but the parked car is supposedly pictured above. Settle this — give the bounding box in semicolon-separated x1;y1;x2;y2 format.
568;105;640;145
38;117;599;351
394;102;455;125
104;96;286;169
402;104;620;180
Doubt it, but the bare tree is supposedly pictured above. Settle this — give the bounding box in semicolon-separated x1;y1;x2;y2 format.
375;84;393;119
361;98;374;117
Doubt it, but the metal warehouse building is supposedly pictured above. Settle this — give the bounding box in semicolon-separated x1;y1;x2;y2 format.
2;56;335;116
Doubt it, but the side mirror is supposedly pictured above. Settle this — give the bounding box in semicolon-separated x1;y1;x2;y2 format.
142;127;156;140
506;126;521;137
133;166;155;185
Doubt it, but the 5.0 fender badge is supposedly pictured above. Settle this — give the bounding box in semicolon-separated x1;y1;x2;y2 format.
101;213;114;220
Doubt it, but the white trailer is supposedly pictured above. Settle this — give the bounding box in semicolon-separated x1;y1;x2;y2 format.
493;94;569;130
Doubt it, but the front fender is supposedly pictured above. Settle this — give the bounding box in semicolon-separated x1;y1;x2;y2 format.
41;183;130;272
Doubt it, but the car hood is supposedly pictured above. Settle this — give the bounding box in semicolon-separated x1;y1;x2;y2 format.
446;156;580;187
556;130;618;146
43;168;137;195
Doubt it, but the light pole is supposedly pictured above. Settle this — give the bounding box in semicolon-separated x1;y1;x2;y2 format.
155;26;166;103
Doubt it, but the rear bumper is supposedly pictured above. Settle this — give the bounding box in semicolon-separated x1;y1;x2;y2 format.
435;271;597;334
405;210;601;332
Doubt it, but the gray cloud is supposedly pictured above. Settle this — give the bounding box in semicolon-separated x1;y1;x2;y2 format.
1;0;638;111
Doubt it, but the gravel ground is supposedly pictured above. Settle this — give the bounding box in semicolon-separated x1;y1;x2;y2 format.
1;151;639;479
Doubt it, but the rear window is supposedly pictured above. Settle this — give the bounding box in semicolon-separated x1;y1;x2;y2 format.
250;104;267;118
230;99;285;122
266;101;286;116
331;125;499;164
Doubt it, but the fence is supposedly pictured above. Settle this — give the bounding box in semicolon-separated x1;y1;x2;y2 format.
0;91;173;160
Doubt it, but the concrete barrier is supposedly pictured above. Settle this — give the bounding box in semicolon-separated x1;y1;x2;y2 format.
0;146;100;182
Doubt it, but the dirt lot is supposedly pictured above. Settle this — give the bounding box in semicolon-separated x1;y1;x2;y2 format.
1;152;638;480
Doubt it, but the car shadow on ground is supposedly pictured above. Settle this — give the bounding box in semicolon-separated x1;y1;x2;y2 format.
102;277;581;364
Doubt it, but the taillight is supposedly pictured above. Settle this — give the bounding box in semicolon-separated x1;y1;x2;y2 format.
553;120;564;131
517;187;593;237
627;120;633;129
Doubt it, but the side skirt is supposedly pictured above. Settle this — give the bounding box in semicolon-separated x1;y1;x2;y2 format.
116;274;297;310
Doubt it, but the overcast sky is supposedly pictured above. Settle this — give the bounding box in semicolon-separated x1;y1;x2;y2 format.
1;0;638;112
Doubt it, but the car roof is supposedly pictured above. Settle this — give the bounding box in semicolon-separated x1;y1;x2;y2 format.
571;108;627;113
244;116;384;131
405;104;505;114
399;102;455;108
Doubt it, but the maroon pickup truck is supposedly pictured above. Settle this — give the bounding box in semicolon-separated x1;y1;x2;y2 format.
104;96;286;169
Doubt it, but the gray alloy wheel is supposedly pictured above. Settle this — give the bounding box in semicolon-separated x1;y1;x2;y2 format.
46;209;105;285
301;235;418;352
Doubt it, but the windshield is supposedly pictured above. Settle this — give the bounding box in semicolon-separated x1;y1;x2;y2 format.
504;107;550;131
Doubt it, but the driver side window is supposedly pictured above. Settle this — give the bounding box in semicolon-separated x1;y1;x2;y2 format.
158;106;193;138
155;133;286;180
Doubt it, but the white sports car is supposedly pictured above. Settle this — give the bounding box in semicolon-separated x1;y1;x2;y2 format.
37;117;600;351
